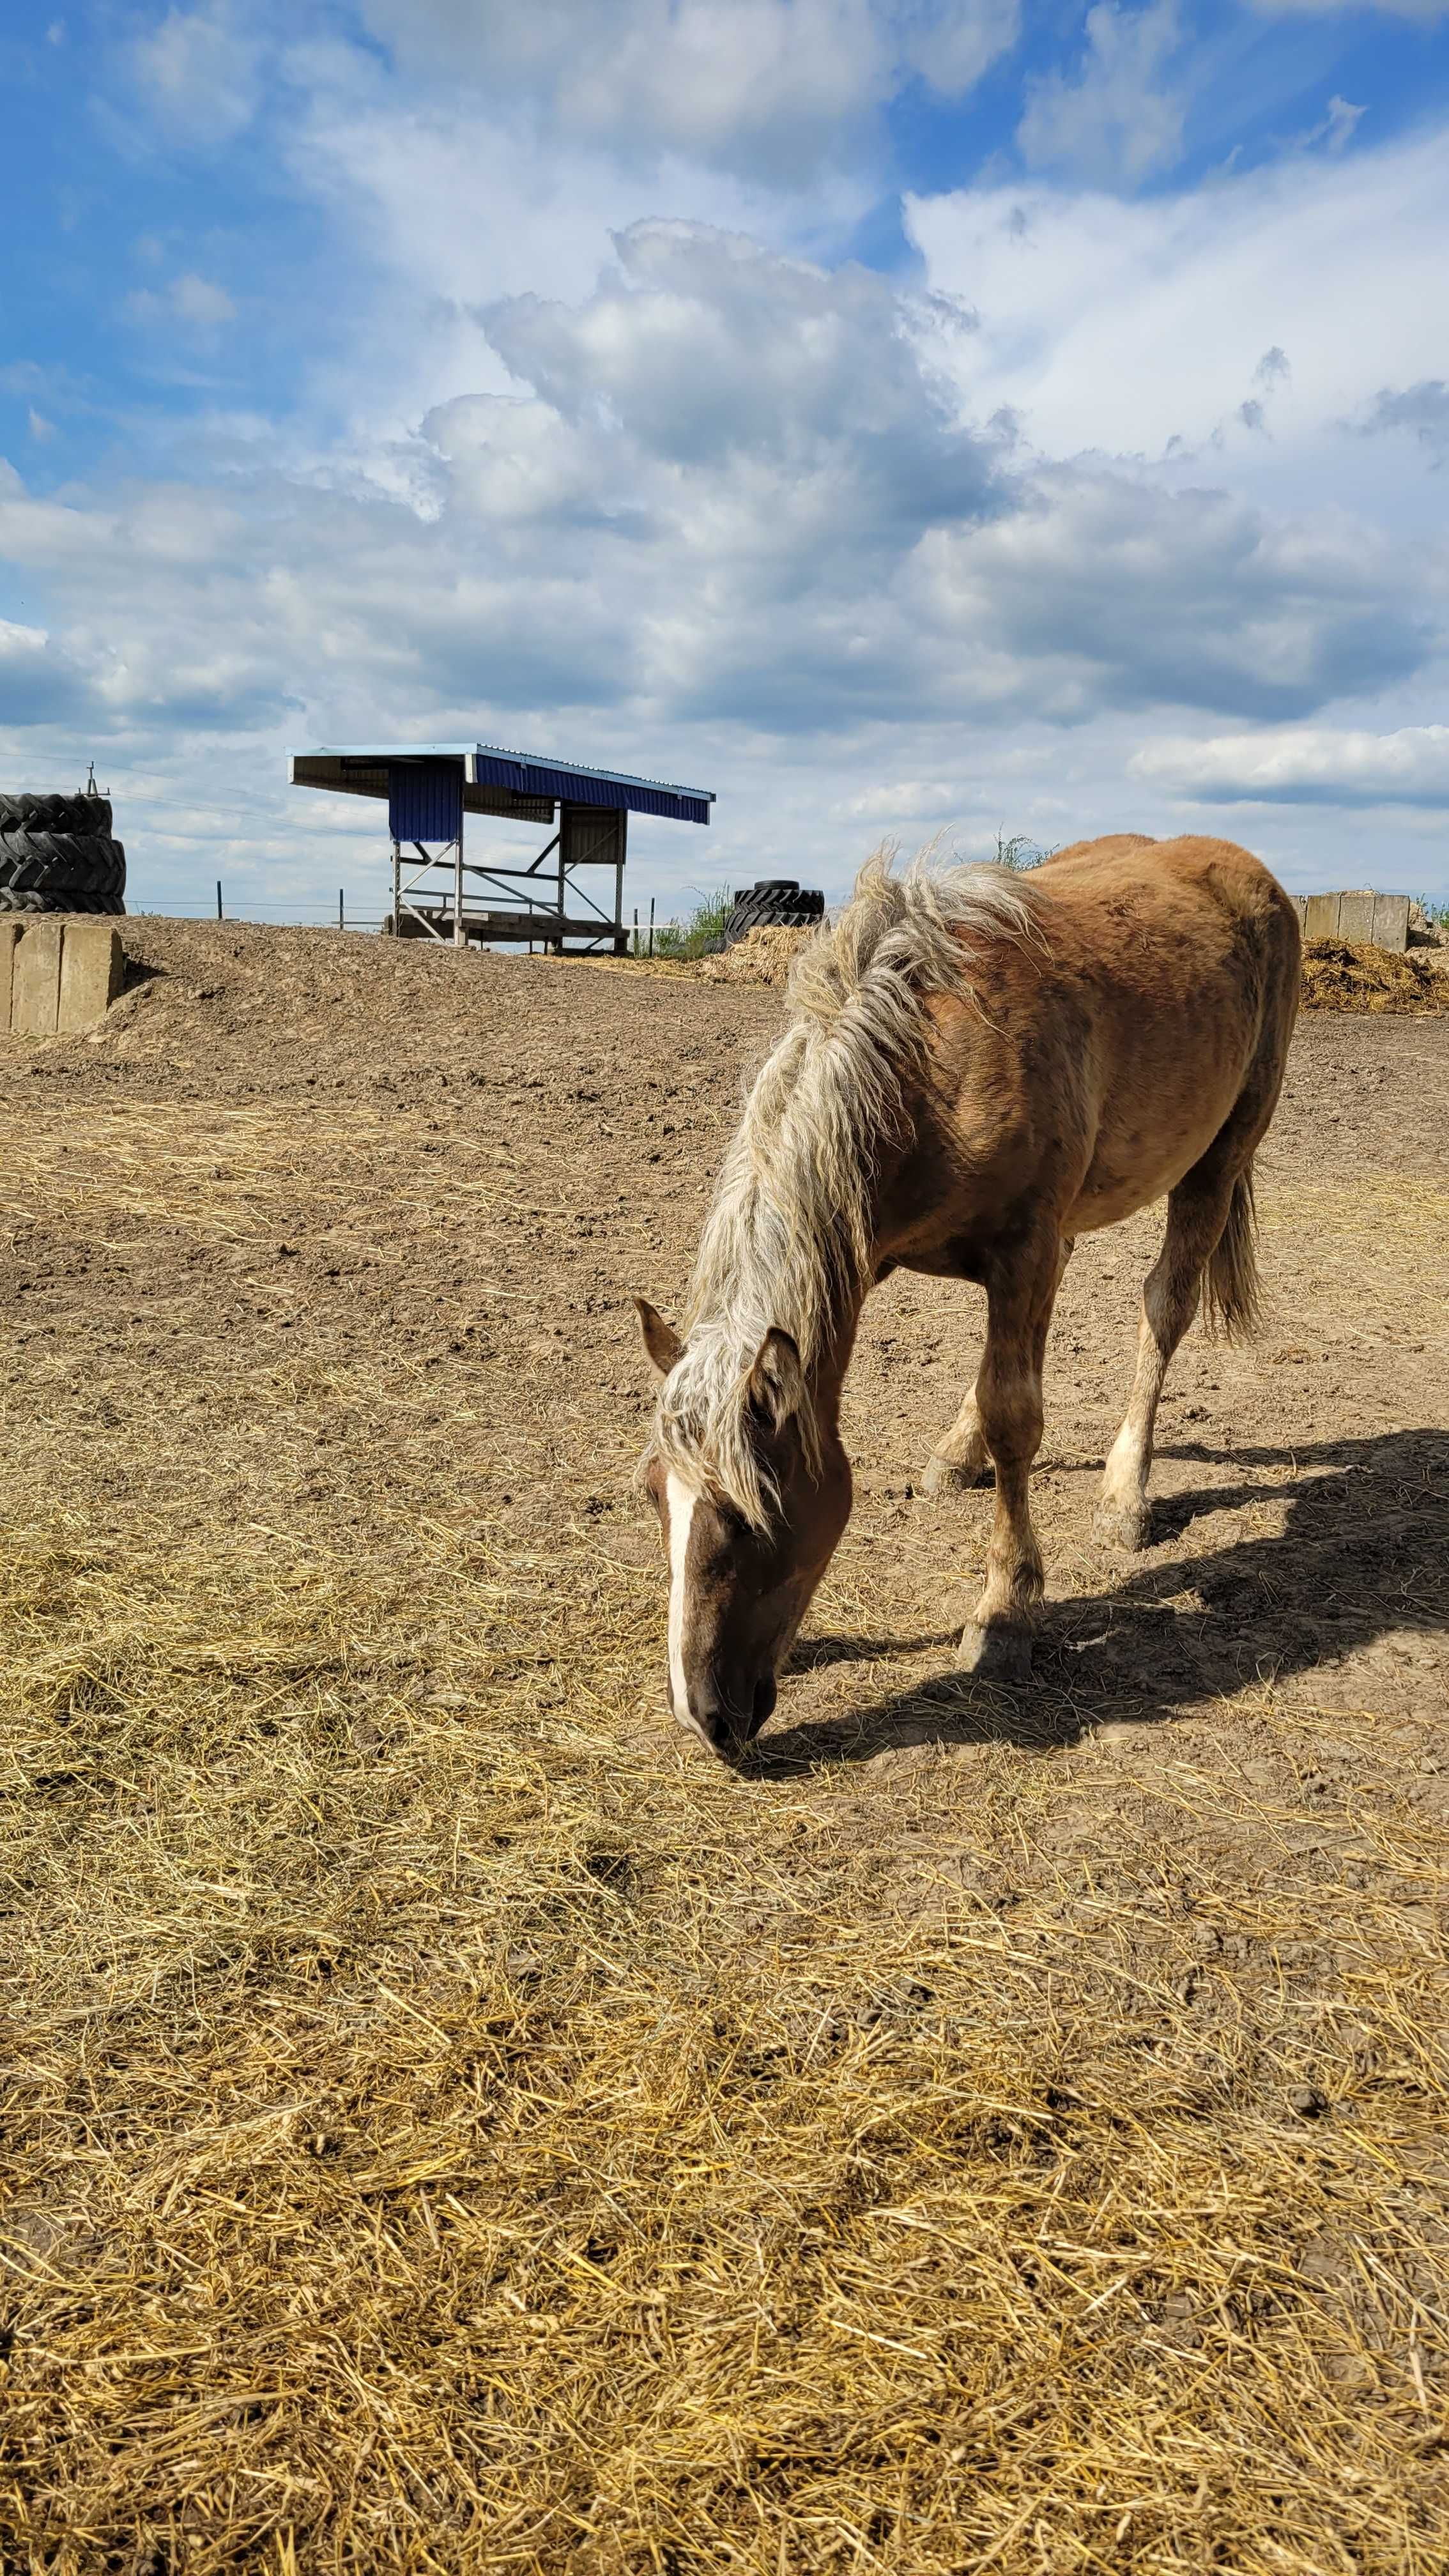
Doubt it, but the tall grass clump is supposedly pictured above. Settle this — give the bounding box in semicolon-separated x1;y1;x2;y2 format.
638;885;735;959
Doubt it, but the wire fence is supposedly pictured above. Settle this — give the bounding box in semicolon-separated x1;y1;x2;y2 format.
126;886;700;949
128;887;385;930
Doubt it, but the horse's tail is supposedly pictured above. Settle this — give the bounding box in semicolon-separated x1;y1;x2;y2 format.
1204;1165;1261;1341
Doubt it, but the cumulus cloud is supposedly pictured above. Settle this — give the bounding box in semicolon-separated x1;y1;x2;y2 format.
6;217;1441;772
355;0;1021;180
1016;0;1186;188
1129;723;1449;805
921;465;1429;721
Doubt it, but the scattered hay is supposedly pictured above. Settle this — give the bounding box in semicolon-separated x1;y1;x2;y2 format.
1301;939;1447;1015
697;925;818;987
2;955;1448;2574
4;1505;1448;2572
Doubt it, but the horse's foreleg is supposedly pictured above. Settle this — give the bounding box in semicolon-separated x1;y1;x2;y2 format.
957;1240;1062;1682
1098;1185;1231;1549
926;1243;1071;1499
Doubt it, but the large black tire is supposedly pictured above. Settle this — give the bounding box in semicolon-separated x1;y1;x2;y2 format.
0;830;126;898
0;886;125;914
723;879;825;947
0;792;112;837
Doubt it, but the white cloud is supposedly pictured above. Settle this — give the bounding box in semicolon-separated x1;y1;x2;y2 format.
906;123;1449;498
893;0;1022;93
1130;723;1449;806
128;3;263;145
1016;0;1186;187
11;50;1449;911
8;218;1436;772
842;778;966;820
1307;93;1365;152
355;0;1020;180
125;272;236;330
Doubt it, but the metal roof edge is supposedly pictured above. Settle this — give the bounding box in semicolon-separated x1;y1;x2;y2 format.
288;743;714;804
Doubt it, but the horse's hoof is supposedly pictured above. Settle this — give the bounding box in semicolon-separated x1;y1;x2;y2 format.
957;1621;1033;1683
922;1453;987;1497
1096;1500;1150;1552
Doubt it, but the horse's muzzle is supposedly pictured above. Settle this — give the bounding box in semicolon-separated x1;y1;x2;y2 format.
676;1673;776;1760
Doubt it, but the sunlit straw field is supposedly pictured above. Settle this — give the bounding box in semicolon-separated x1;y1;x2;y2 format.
1;921;1446;2573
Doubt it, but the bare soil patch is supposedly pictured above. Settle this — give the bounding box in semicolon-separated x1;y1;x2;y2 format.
1;919;1446;2573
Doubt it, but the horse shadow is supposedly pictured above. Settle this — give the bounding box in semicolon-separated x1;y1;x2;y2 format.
751;1427;1449;1775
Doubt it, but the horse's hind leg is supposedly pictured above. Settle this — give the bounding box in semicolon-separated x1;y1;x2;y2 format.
922;1382;990;1494
957;1230;1065;1682
1097;1170;1243;1551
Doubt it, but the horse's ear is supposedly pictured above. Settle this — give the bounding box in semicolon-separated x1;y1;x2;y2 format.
634;1296;683;1379
746;1327;804;1430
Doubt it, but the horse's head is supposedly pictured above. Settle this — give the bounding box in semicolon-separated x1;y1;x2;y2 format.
635;1298;852;1761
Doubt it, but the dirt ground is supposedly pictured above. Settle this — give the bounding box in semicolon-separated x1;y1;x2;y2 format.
1;918;1446;2573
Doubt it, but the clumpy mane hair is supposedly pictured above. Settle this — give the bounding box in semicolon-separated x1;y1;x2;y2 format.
649;847;1041;1526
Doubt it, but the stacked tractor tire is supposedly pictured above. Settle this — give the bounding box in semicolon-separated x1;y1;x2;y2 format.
0;789;126;916
722;878;824;947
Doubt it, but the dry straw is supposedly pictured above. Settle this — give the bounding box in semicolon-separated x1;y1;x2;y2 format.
1;1001;1446;2574
4;1510;1447;2572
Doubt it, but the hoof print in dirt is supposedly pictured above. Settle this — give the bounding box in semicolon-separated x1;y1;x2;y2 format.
956;1621;1034;1683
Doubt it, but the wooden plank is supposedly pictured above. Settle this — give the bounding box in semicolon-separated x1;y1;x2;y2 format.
0;919;17;1034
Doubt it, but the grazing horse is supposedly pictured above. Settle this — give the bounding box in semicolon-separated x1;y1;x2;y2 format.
636;834;1300;1759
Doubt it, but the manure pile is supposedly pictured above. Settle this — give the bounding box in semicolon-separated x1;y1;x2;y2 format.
1301;938;1447;1015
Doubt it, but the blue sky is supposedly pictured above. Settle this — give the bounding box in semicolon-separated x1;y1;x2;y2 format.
3;0;1448;919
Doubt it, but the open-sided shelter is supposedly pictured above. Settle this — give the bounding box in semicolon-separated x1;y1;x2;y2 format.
289;742;716;951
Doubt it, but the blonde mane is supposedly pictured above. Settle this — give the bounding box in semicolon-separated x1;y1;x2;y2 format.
650;848;1041;1525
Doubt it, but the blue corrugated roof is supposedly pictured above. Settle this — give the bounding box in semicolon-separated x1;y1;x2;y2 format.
289;741;714;826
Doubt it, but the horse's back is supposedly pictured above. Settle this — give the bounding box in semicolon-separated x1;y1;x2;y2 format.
1036;832;1298;952
1029;832;1298;1012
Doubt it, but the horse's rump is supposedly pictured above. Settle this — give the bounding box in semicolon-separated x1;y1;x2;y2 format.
942;834;1300;1239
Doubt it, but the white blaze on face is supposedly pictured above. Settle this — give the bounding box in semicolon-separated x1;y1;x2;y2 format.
665;1472;698;1733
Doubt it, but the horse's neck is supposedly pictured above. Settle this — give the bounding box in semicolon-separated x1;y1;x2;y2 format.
696;1017;894;1405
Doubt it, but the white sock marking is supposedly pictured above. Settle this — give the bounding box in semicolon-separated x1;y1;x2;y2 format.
666;1473;698;1733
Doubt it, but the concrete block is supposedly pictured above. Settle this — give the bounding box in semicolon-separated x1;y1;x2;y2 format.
0;920;17;1033
11;921;63;1036
1337;891;1377;945
1303;893;1341;942
1290;896;1308;934
1371;893;1411;953
58;923;123;1031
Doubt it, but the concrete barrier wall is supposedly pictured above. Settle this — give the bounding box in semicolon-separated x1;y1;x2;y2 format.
0;921;123;1034
1291;891;1411;952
